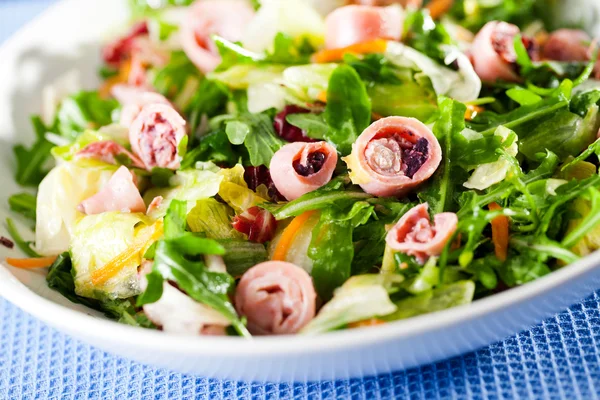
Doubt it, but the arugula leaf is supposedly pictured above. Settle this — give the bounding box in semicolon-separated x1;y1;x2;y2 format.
137;200;250;337
186;79;229;134
449;0;537;32
13;116;54;187
128;0;194;18
5;218;39;258
494;254;551;287
420;97;466;214
152;51;202;107
8;193;36;222
562;188;600;248
217;239;268;278
47;253;154;327
265;33;314;65
286;113;328;140
403;9;453;64
323;65;372;155
182;129;239;168
56;91;118;140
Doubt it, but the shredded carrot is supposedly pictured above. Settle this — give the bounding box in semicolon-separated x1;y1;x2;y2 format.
91;220;163;286
465;104;484;121
272;211;316;261
489;203;509;262
99;59;132;98
371;111;384;121
311;39;388;64
348;318;386;329
427;0;454;20
5;256;58;269
316;90;328;104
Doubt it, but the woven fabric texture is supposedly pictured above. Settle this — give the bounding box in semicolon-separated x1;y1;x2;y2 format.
2;1;600;399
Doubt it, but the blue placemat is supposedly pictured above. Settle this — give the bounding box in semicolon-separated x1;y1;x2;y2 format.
2;1;600;399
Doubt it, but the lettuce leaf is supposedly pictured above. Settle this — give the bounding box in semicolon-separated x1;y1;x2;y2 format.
187;198;243;239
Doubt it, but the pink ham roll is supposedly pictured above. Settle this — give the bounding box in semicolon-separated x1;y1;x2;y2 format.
75;140;145;169
181;0;255;74
129;103;187;170
270;141;338;201
470;21;532;82
386;203;457;264
235;261;316;335
77;166;146;215
543;29;592;62
111;84;171;128
344;116;441;197
324;5;403;49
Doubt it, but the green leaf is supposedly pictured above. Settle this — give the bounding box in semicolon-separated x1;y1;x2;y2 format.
187;199;243;240
56;91;118;140
506;87;542;106
383;281;475;321
308;210;355;301
8;193;36;221
186;79;229;134
420;97;466;214
403;9;453;63
324;65;372;155
286;113;328;140
225;121;250;145
182;129;238;168
164;199;189;239
562;188;600;249
5;218;39;258
150;167;175;188
13;116;54;187
217;239;268;277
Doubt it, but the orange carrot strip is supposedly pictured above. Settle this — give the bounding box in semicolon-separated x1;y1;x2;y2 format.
427;0;454;20
99;59;132;98
272;211;317;261
5;256;58;269
311;39;388;64
348;318;386;329
316;90;328;103
489;202;509;262
91;220;163;286
465;104;484;121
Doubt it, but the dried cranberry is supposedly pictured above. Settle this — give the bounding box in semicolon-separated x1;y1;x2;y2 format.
292;151;326;176
402;138;429;179
273;105;315;143
244;166;285;202
232;206;277;243
102;21;149;67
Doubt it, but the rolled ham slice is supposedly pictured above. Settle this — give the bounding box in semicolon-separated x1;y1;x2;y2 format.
77;166;146;215
75;140;145;169
324;5;403;49
235;261;316;335
139;261;229;335
129;103;187;170
269;141;338;201
344;116;441;197
386;203;457;264
542;29;600;79
181;0;255;74
111;84;172;128
470;21;524;82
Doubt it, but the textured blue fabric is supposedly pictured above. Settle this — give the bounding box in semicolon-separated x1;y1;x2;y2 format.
2;1;600;399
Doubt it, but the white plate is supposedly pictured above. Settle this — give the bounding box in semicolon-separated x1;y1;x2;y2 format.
1;0;600;382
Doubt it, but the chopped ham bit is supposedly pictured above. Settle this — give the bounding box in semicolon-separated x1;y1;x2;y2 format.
102;22;149;67
75;140;145;169
129;103;187;170
324;5;403;50
147;196;164;215
77;166;146;215
270;142;338;201
386;203;458;264
343;116;441;197
232;206;277;244
181;0;255;74
235;261;316;335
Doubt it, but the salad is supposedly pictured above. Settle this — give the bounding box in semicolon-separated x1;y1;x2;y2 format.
4;0;600;337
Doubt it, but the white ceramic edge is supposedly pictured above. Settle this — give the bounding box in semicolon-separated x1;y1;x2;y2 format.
1;0;600;378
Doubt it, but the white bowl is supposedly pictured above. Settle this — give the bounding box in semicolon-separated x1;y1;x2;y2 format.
1;0;600;382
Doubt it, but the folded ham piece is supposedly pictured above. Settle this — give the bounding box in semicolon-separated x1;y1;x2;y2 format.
129;103;187;170
181;0;255;74
543;29;600;79
344;116;441;197
386;203;457;264
235;261;316;335
324;5;403;49
111;84;172;128
77;166;146;215
470;21;536;82
270;141;338;201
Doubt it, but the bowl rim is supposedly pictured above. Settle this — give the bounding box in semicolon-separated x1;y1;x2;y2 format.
1;0;599;358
